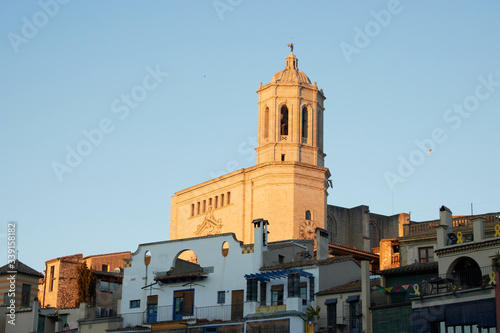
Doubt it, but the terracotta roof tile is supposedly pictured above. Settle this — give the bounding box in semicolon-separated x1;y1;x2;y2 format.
0;260;43;278
380;261;438;276
318;278;381;295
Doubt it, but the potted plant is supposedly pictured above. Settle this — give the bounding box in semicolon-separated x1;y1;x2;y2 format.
305;305;321;332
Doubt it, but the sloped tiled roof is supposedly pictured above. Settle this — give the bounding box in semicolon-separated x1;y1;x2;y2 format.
380;261;438;276
0;260;43;278
318;278;381;295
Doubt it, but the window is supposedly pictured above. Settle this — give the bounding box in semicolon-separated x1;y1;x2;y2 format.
281;154;285;161
217;291;225;304
264;107;269;139
300;282;307;305
100;281;118;292
305;210;311;220
191;204;195;217
209;198;212;208
203;200;206;213
280;106;288;136
49;265;55;292
21;284;31;307
326;301;337;332
197;202;200;215
271;285;284;305
419;247;434;263
130;300;140;308
302;106;308;139
215;196;218;209
227;192;230;205
278;255;284;264
4;293;12;306
221;194;225;207
102;264;109;272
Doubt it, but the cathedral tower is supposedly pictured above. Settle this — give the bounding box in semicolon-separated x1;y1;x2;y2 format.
170;48;330;244
257;51;326;167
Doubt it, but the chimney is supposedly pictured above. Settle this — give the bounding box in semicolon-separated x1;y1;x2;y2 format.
316;228;329;260
437;206;452;248
440;206;453;228
252;219;269;268
472;218;486;242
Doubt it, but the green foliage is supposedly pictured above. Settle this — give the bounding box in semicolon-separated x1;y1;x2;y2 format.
305;305;321;321
76;263;96;307
492;251;500;271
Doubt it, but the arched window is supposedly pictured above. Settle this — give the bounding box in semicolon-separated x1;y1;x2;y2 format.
302;106;308;139
280;105;288;136
450;257;482;288
369;223;380;251
305;210;311;220
264;107;269;139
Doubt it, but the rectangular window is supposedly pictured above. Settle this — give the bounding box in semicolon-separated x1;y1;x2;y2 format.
327;303;337;331
300;282;307;305
217;291;225;304
130;300;140;308
209;198;212;208
21;284;31;307
419;247;434;263
271;285;284;306
49;266;55;292
215;196;218;209
102;264;109;272
221;194;225;207
281;154;285;161
191;204;195;217
4;293;12;306
278;255;284;264
227;192;230;205
203;200;206;213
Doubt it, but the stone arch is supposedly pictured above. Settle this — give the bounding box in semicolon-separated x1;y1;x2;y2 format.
169;250;202;275
369;222;380;251
280;104;289;136
447;256;482;288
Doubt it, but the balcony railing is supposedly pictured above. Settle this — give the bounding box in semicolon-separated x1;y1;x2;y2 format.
422;265;495;295
123;304;237;325
402;213;500;237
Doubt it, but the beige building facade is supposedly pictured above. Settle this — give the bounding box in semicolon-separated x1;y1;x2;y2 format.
170;51;330;244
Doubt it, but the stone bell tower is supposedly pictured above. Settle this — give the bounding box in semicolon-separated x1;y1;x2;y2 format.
169;46;330;244
256;49;326;167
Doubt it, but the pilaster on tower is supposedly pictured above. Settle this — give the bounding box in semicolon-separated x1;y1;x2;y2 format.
256;50;326;166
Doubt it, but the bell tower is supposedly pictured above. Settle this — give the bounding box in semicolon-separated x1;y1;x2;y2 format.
256;49;326;166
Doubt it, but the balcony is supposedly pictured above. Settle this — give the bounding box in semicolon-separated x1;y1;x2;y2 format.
402;213;500;238
122;304;240;327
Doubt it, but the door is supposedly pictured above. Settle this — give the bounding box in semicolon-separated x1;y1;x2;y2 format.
147;295;158;323
231;290;244;321
350;301;360;333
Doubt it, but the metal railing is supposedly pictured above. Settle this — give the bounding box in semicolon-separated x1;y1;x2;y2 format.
123;304;238;325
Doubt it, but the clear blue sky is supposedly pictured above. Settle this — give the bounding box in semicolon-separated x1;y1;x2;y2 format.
1;1;499;272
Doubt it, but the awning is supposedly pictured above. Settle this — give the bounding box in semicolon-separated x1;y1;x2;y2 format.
345;295;360;303
324;298;338;305
244;268;313;282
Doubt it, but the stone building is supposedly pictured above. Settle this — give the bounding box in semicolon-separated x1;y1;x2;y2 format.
38;251;130;309
170;50;331;245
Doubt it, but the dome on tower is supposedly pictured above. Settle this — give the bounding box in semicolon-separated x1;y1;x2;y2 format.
270;52;312;85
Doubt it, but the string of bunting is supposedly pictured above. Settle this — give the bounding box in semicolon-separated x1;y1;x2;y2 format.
372;282;424;295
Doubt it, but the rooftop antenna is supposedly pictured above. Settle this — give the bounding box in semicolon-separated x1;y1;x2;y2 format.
471;203;473;215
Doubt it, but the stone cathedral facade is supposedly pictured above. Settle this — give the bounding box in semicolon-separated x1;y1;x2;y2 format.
170;50;331;245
